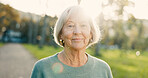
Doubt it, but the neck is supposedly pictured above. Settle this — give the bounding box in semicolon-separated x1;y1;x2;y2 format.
58;47;88;67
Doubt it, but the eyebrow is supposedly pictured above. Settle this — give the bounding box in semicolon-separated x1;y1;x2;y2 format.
66;20;74;24
67;20;88;23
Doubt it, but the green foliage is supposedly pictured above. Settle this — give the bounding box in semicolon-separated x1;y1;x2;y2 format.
23;44;148;78
23;44;62;59
0;3;20;30
99;49;148;78
98;0;148;51
0;42;4;47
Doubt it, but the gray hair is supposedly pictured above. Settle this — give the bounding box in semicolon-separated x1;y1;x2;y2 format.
54;6;101;47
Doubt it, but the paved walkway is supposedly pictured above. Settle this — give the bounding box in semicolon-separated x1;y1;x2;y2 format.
0;43;37;78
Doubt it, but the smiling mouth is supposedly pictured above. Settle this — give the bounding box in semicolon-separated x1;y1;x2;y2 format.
72;38;83;41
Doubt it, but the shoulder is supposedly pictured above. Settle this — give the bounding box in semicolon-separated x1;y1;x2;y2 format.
34;53;58;69
88;55;113;77
31;53;58;78
88;55;111;70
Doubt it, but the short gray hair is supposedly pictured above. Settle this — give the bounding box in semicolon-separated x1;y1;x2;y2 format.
54;6;101;47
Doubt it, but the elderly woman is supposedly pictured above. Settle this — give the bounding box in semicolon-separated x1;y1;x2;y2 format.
31;6;113;78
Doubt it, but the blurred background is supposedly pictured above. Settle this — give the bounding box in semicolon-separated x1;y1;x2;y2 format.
0;0;148;78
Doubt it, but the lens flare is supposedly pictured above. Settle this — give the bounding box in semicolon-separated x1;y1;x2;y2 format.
136;51;140;56
52;62;63;74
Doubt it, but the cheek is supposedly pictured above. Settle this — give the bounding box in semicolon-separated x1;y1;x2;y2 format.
61;30;73;40
83;29;91;38
83;31;92;44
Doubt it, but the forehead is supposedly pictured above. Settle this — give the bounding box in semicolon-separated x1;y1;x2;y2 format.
67;9;89;23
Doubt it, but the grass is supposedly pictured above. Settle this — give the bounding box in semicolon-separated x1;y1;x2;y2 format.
0;42;4;47
23;44;148;78
23;44;63;59
99;49;148;78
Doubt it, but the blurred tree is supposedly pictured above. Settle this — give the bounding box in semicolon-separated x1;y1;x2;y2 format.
96;0;136;50
77;0;81;5
39;15;48;48
126;14;146;50
32;21;39;44
113;19;128;49
28;19;33;43
19;18;29;42
48;16;58;47
0;3;20;32
111;0;134;49
38;15;58;48
95;12;104;56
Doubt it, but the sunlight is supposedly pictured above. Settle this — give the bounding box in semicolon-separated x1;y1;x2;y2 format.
46;0;77;17
103;5;117;20
10;0;37;13
130;0;148;19
1;0;148;19
80;0;102;19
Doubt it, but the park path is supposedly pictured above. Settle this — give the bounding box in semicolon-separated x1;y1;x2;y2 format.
0;43;37;78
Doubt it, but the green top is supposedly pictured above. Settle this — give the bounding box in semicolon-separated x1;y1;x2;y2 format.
31;53;113;78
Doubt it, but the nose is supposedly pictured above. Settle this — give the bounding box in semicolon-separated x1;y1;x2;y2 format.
73;25;81;35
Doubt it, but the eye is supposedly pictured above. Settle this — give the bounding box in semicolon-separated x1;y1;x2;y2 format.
68;25;74;27
67;23;74;28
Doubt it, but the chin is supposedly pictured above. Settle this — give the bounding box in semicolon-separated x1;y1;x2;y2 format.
71;45;86;50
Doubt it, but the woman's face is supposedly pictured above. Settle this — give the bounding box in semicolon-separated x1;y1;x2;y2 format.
60;11;92;50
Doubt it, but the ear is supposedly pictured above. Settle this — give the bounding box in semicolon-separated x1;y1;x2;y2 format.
60;34;64;40
89;32;93;39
